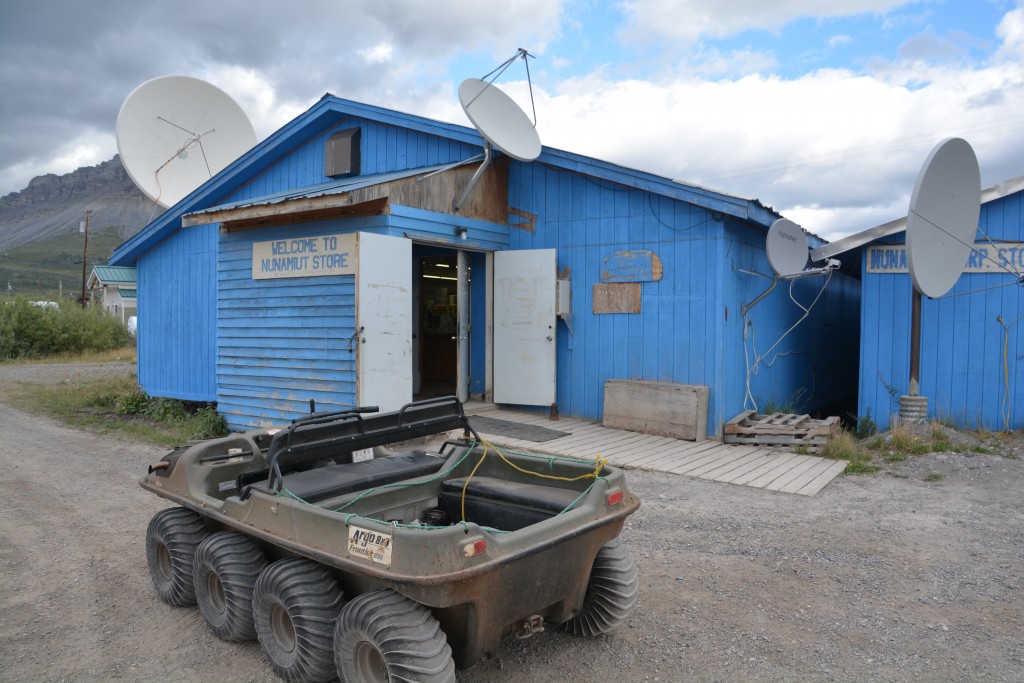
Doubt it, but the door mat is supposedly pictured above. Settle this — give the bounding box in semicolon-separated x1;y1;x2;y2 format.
467;415;572;443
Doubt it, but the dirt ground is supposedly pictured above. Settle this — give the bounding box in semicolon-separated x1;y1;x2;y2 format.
0;363;1022;682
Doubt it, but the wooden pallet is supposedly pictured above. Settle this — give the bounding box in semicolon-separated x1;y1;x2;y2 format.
724;411;839;452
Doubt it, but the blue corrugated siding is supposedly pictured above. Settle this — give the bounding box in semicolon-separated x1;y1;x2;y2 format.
723;222;861;426
137;224;217;401
507;163;726;431
224;119;480;203
859;190;1024;430
508;162;861;435
218;221;378;431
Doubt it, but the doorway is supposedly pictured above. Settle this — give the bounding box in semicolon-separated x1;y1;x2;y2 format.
415;249;459;398
412;245;488;402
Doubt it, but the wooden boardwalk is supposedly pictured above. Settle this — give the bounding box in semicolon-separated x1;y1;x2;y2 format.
464;404;847;497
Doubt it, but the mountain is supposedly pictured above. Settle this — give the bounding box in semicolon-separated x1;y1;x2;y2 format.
0;156;160;253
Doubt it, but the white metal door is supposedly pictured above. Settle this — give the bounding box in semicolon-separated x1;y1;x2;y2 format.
493;249;557;406
357;232;412;412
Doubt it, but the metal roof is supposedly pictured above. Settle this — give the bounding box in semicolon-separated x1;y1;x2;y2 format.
184;165;448;219
812;174;1024;261
117;288;137;299
89;266;136;285
109;94;783;266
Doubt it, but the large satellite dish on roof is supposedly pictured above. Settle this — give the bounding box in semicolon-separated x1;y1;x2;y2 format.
116;75;256;208
769;138;981;292
447;49;543;212
905;137;981;298
458;77;541;162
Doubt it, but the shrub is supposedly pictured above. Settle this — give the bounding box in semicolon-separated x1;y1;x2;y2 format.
855;409;877;437
822;430;858;461
115;387;150;415
192;405;228;439
143;397;188;422
0;297;133;360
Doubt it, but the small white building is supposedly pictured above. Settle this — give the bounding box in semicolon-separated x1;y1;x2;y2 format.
87;266;137;323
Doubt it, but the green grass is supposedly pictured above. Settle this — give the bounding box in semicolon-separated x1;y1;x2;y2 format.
821;430;881;474
889;419;913;451
0;225;131;299
0;346;136;365
924;472;944;482
846;460;881;475
2;372;226;447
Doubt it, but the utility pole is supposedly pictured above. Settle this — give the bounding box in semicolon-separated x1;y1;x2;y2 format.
80;209;91;308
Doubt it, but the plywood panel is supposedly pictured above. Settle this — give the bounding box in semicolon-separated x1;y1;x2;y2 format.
593;282;641;314
603;380;708;441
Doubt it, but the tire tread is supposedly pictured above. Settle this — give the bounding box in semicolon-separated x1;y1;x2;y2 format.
560;539;640;637
335;589;455;683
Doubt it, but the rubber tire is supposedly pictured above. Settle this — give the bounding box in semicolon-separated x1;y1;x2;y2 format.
334;589;456;683
193;532;268;641
253;558;345;683
145;507;209;607
560;539;640;636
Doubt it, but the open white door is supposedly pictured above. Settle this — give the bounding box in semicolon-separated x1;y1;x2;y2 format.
493;249;557;406
357;233;412;412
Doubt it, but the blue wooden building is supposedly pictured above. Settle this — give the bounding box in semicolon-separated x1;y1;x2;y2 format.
858;178;1024;431
109;93;860;433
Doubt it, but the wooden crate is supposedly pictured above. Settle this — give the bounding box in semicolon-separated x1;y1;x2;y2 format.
724;411;839;452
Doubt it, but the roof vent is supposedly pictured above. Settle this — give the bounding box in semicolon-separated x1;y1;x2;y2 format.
325;128;360;178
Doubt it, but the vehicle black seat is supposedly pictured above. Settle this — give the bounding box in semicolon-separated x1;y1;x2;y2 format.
440;476;580;532
256;450;446;503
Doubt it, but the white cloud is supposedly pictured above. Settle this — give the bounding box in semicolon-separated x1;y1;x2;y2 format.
0;131;114;199
996;7;1024;59
528;51;1024;240
684;48;779;76
620;0;918;46
204;66;304;141
2;0;1021;252
358;43;395;65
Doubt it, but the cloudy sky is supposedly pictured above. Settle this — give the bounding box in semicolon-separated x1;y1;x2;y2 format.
2;0;1022;240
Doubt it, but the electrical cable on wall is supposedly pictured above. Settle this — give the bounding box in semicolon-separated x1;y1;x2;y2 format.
995;312;1024;431
742;270;834;412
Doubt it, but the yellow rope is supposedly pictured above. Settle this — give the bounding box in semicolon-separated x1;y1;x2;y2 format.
458;437;607;522
461;442;490;522
478;436;607;482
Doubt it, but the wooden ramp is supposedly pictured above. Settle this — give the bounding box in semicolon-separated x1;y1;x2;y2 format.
463;404;847;497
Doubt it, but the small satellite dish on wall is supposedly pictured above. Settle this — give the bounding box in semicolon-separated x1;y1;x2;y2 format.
766;218;810;277
458;78;541;162
116;75;256;208
905;137;981;298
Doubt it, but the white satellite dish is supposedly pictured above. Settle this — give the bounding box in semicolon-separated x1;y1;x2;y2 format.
116;75;256;208
905;137;981;298
458;78;541;162
766;218;810;277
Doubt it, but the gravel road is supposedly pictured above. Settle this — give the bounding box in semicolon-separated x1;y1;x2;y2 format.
1;362;1022;682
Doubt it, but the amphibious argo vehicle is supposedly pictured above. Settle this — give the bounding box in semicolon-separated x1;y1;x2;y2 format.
141;397;640;682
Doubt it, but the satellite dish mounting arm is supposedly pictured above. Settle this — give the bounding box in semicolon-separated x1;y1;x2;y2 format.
453;142;492;212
